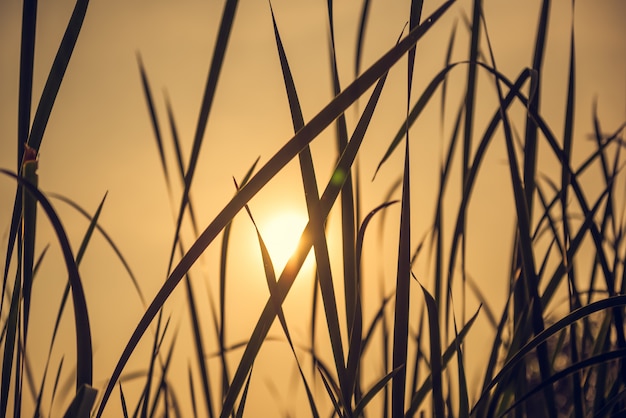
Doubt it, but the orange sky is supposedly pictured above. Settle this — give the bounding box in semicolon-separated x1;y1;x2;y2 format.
0;0;625;416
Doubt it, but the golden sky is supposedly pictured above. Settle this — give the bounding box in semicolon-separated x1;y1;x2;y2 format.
0;0;625;416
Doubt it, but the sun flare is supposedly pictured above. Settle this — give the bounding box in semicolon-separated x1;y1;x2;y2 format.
258;210;314;275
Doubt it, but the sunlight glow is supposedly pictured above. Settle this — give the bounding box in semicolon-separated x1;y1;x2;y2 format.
258;210;314;275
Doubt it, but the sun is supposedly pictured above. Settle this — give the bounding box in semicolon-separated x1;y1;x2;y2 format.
257;210;314;275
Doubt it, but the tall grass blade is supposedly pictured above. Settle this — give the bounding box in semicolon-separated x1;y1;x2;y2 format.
327;3;358;373
391;79;411;418
20;147;37;362
11;1;37;331
143;69;221;418
458;1;482;345
167;0;239;274
0;0;89;320
17;0;36;166
392;4;422;412
522;0;550;218
27;0;90;152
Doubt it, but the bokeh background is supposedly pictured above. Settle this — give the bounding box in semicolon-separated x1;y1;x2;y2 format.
1;0;625;416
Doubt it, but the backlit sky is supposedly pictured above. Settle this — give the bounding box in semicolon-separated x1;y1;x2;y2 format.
1;0;625;416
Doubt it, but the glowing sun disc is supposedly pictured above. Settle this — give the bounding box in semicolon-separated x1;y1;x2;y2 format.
259;211;313;274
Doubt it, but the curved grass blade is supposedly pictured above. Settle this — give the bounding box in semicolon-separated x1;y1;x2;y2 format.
0;170;93;392
31;193;107;418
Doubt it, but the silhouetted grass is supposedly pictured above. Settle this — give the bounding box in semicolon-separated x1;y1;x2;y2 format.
2;0;626;416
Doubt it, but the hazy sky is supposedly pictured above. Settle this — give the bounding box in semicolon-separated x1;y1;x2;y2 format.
1;0;625;416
